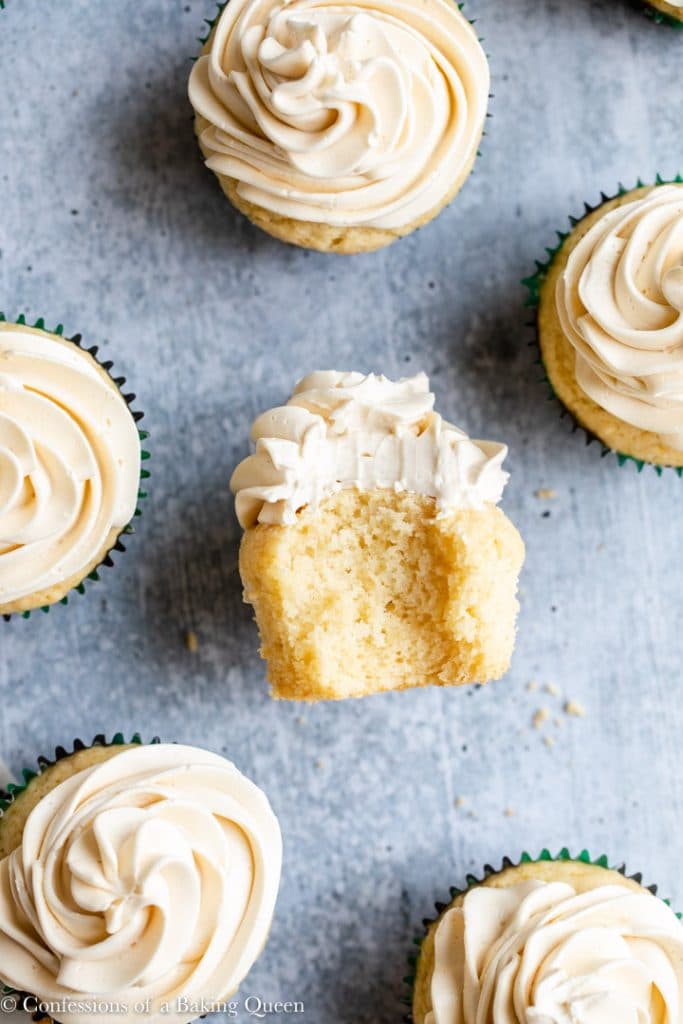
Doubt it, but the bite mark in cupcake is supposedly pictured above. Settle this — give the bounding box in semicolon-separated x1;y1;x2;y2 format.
231;371;524;701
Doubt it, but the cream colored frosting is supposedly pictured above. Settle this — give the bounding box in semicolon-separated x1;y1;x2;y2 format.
0;744;282;1024
427;879;683;1024
231;371;508;528
188;0;489;230
0;326;141;605
556;184;683;449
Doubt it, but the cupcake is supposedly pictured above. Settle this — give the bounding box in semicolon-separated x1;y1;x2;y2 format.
0;734;282;1023
231;371;525;701
412;849;683;1024
187;0;489;254
529;181;683;469
643;0;683;24
0;317;147;617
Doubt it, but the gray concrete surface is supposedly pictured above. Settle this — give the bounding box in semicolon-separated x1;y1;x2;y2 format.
0;1;681;1021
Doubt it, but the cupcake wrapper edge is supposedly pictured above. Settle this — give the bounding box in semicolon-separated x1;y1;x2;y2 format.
0;313;150;622
521;175;683;475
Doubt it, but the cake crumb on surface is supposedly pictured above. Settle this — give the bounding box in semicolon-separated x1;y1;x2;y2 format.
455;796;466;808
543;735;555;749
535;488;557;500
527;680;538;692
185;630;199;652
544;682;561;697
532;707;550;729
564;700;586;718
504;807;514;818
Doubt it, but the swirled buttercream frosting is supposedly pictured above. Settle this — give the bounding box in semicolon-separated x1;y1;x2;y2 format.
0;326;141;606
426;879;683;1024
188;0;489;230
0;744;282;1024
556;184;683;449
231;371;509;528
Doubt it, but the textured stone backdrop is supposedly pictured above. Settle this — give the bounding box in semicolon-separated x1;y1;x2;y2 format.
0;1;681;1021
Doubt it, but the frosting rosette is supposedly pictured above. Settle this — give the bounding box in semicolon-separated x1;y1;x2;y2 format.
556;184;683;450
0;324;141;610
426;879;683;1024
188;0;489;231
230;371;509;527
0;744;282;1024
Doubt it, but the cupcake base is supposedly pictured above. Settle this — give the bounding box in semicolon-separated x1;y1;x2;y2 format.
239;489;524;701
527;182;683;471
0;315;149;619
195;111;481;253
410;849;667;1024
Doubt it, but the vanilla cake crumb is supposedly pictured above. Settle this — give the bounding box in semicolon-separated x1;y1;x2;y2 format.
532;707;550;729
543;735;555;749
535;488;557;500
185;630;199;652
527;680;539;692
564;700;586;718
544;682;561;697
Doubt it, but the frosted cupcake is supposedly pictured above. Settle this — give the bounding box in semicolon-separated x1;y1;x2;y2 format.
644;0;683;24
412;850;683;1024
231;371;524;701
0;735;282;1023
0;318;145;616
188;0;489;254
531;181;683;468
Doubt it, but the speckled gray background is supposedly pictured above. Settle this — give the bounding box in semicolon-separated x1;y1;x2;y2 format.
0;0;681;1021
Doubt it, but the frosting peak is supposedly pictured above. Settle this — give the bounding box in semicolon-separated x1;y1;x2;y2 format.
0;744;282;1024
556;184;683;449
231;371;509;528
427;879;683;1024
188;0;489;230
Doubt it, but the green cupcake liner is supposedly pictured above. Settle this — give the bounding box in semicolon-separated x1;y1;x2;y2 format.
403;846;680;1023
0;313;150;621
0;733;161;1009
522;174;683;476
641;1;683;28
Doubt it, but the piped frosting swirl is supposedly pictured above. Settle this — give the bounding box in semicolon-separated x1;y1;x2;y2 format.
426;879;683;1024
0;325;141;606
188;0;489;230
0;744;282;1024
556;184;683;449
231;371;509;527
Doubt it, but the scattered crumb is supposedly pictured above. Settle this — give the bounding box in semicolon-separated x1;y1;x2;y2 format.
185;630;199;653
564;700;586;718
455;796;467;808
295;715;307;726
532;707;550;729
544;682;561;698
554;717;563;728
504;807;515;818
314;759;325;770
526;680;538;693
543;735;555;749
535;488;557;500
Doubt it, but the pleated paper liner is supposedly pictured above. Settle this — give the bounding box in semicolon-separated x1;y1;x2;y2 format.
0;733;161;1018
641;1;683;28
522;174;683;476
193;1;494;199
0;313;150;620
402;846;680;1024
